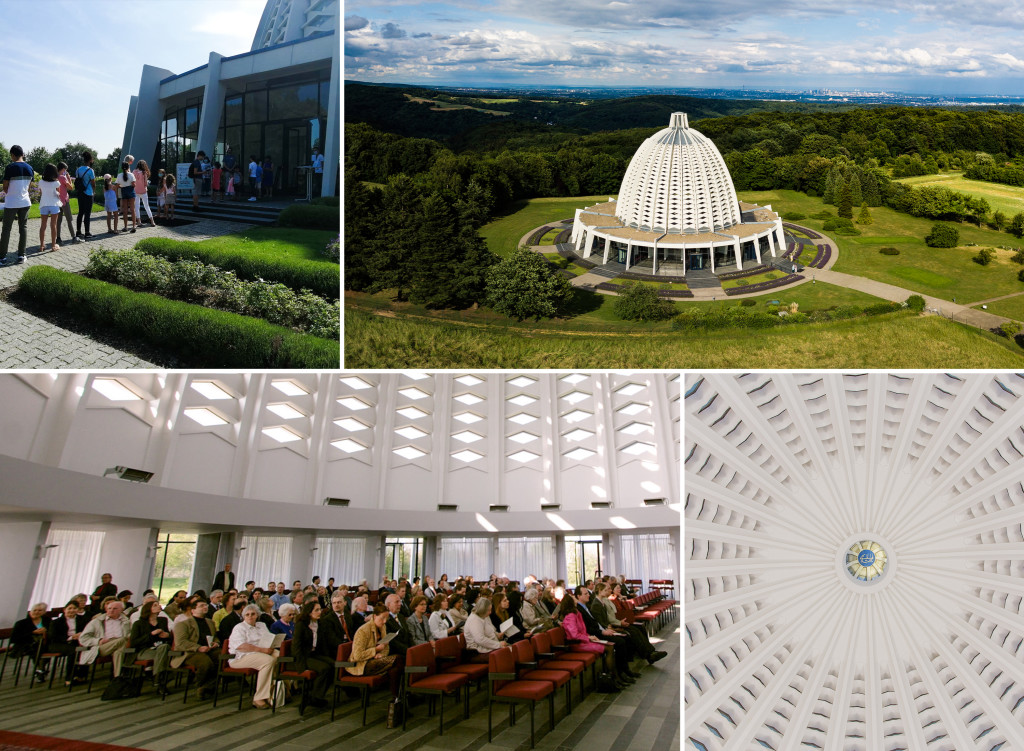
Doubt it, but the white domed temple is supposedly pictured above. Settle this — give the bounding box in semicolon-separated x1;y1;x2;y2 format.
570;113;785;276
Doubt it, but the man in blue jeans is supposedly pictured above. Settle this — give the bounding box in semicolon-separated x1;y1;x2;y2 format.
1;144;34;266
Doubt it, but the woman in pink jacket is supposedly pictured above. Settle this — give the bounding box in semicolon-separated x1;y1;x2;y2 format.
557;593;627;687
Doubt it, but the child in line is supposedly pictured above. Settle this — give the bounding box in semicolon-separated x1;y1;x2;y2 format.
104;175;120;233
163;174;176;220
261;156;274;199
114;160;137;233
55;162;77;245
211;161;222;203
234;168;243;201
38;163;62;252
156;169;166;220
225;167;235;201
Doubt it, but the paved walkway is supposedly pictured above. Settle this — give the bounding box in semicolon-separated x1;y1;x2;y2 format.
0;214;250;368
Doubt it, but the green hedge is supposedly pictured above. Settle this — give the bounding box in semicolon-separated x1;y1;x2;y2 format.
311;196;339;207
18;266;339;368
278;203;340;230
134;237;338;299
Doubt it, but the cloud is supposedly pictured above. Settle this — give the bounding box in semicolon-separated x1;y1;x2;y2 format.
345;15;369;31
380;22;407;39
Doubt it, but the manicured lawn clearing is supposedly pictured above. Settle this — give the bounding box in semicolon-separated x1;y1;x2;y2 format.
345;307;1024;368
739;189;1024;303
604;278;689;290
896;173;1024;218
721;271;781;289
1;198;105;219
794;246;818;264
537;228;561;245
192;227;336;264
480;195;609;258
686;282;884;312
973;295;1024;321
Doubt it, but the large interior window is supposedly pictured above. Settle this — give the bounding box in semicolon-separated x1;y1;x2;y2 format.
151;532;198;602
565;535;603;586
384;537;423;582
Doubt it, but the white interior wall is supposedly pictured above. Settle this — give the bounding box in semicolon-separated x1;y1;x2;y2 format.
166;433;236;496
96;527;159;602
2;521;49;625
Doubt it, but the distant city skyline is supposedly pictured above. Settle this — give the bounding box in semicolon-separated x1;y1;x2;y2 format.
345;0;1024;95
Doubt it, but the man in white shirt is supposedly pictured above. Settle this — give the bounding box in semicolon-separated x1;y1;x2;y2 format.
311;147;324;196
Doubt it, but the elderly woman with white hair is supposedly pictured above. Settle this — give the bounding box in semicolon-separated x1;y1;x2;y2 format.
271;603;297;639
227;603;279;709
520;586;555;632
462;597;506;662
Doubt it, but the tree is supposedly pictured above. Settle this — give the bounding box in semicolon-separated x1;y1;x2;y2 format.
837;181;853;219
925;223;960;248
486;248;574;320
612;282;676;322
857;203;873;225
848;172;863;206
992;210;1007;231
365;174;423;301
343;168;381;291
99;147;122;177
53;142;96;173
25;146;53;174
1011;212;1024;239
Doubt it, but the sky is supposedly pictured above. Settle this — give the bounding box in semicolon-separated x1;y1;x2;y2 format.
2;0;264;157
344;0;1024;95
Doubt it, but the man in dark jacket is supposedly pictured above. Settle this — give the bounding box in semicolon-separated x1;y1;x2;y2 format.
317;590;350;661
575;587;638;680
48;601;90;684
88;573;117;614
212;563;235;593
383;594;411;655
216;598;246;644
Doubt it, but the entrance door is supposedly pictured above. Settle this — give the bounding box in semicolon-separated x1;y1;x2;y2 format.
384;537;423;582
617;245;627;264
566;536;603;586
285;123;310;196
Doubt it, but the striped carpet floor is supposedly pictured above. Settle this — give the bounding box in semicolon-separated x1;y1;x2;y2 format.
0;625;678;751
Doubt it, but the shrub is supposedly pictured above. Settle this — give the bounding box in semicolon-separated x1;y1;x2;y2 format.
973;248;995;265
1017;268;1024;282
925;223;960;248
879;247;900;255
278;203;340;230
323;234;340;262
823;217;860;235
783;312;809;324
613;281;676;322
999;322;1021;338
310;196;339;207
17;266;339;368
740;298;757;307
863;302;902;316
134;237;338;299
906;295;926;312
486;247;574;320
784;211;806;221
85;249;339;338
810;210;833;220
1013;249;1024;264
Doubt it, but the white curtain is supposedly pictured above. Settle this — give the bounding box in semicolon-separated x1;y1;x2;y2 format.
497;536;555;583
618;533;676;590
30;529;104;609
312;537;367;587
436;537;492;580
237;536;292;586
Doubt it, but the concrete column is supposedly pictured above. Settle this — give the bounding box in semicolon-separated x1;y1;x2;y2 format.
653;243;659;275
571;211;584;245
3;521;49;625
195;533;222;593
773;220;785;257
121;64;175;170
322;38;341;197
290;533;315;585
766;231;776;261
196;53;226;162
584;230;596;258
625;243;632;270
733;239;743;270
709;246;716;274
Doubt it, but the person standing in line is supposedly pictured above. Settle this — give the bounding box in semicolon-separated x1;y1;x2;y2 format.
156;168;166;221
201;153;212;197
37;164;62;252
103;176;120;233
1;144;34;266
74;150;96;240
114;161;136;233
190;150;206;211
222;145;235;174
261;155;274;199
133;160;155;227
163;174;176;220
311;147;324;196
210;161;222;203
248;155;259;201
55;162;77;245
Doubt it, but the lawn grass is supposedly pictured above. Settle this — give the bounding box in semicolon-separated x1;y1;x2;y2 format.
721;271;782;289
603;277;689;290
537;228;561;245
480;195;609;258
685;282;884;311
896;173;1024;218
1;198;105;219
191;226;336;263
972;294;1024;321
345;307;1024;368
740;189;1024;304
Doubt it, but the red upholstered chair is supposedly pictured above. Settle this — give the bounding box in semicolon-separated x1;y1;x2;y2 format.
547;626;599;688
434;635;488;689
403;642;470;735
166;650;199;704
487;646;555;749
529;631;588;697
213;640;258;710
71;645;116;694
511;639;573;713
30;637;66;690
121;638;163;699
272;639;318;715
330;641;389;724
0;627;13;682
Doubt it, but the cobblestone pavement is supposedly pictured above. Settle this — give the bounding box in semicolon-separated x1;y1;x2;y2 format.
0;215;251;369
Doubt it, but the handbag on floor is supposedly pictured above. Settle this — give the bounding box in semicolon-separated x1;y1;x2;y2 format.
386;699;405;728
596;672;619;693
101;674;142;700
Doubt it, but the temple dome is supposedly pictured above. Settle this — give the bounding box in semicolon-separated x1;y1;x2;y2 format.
615;112;739;234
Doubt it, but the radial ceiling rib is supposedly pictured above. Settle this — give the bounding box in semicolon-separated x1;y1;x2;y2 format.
686;373;1024;751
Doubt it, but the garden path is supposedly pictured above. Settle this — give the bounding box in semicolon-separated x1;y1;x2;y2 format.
0;215;250;368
